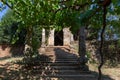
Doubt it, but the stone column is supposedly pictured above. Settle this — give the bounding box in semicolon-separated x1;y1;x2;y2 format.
70;33;74;44
63;28;71;46
41;28;46;47
78;26;89;71
48;29;54;46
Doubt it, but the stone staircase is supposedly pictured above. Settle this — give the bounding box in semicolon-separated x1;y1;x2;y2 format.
37;46;96;80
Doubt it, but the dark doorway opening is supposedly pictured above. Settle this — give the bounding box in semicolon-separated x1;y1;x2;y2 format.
54;30;63;46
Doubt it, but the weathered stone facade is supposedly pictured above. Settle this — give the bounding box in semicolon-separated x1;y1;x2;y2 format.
48;29;55;46
41;28;74;47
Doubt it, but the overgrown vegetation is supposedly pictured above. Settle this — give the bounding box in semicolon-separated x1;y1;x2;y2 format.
0;0;120;80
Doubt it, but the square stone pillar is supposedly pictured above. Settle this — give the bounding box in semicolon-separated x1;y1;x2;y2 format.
41;28;46;47
63;28;71;46
48;29;55;46
70;33;74;44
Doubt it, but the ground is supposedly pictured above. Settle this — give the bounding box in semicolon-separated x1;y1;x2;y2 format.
0;57;120;80
0;45;120;80
89;63;120;80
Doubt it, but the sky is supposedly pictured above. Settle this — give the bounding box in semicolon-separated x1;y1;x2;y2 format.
0;2;8;20
0;9;7;19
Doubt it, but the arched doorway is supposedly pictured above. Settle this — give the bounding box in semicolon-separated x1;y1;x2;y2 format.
54;30;63;46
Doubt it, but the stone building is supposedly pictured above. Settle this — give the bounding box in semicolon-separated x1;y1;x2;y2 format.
41;28;74;47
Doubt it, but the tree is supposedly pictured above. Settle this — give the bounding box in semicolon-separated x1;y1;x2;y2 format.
1;0;56;58
0;0;120;80
0;9;17;44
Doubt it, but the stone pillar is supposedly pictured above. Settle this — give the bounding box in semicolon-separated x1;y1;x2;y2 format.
48;29;54;46
78;26;89;71
63;28;71;46
70;33;74;44
41;28;46;47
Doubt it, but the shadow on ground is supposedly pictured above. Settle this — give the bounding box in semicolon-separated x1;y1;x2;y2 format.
0;55;53;80
0;61;115;80
0;48;115;80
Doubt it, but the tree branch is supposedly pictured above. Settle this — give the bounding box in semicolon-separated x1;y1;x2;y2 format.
1;0;20;15
55;1;97;14
98;0;111;80
98;6;106;80
1;0;13;9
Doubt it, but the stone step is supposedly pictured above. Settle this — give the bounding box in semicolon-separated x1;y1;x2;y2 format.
54;59;78;61
43;55;78;60
29;66;79;71
45;54;78;58
53;60;78;63
31;69;91;74
55;71;91;75
56;57;78;59
20;62;79;67
43;53;78;58
54;58;78;60
54;60;78;63
45;47;55;52
22;63;79;68
55;56;78;58
27;60;78;63
51;66;79;70
50;63;79;66
55;70;91;74
42;70;90;74
45;47;71;52
39;74;95;79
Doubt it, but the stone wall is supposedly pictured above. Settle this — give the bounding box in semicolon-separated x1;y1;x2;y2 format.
47;28;73;46
0;44;24;58
0;44;11;58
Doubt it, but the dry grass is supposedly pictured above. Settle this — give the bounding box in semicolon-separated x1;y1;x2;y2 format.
89;63;120;80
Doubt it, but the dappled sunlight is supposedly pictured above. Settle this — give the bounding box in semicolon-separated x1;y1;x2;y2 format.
0;52;117;80
0;57;55;80
0;61;116;80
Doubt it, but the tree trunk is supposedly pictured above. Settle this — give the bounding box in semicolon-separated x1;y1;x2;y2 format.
79;26;86;57
24;26;33;57
78;26;89;71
